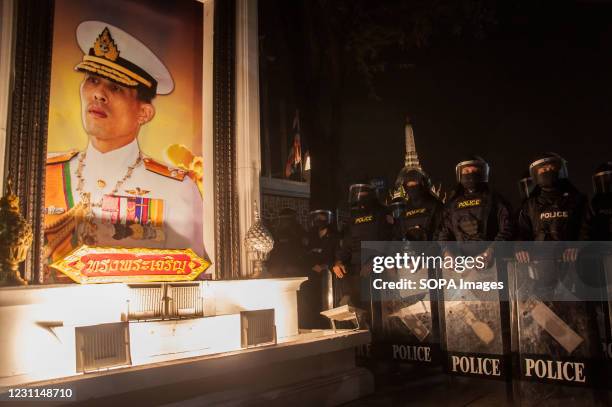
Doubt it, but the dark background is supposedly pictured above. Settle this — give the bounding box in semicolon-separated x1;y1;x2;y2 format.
259;0;612;210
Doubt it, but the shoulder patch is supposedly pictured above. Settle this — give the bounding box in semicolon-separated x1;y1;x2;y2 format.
46;150;79;165
143;157;187;181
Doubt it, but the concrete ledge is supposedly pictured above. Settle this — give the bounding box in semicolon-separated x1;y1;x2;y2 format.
0;330;371;405
260;177;310;199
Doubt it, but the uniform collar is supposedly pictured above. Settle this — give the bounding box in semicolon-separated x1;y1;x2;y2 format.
86;138;140;167
82;139;141;198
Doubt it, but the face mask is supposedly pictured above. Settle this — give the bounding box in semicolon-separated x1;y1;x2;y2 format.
461;173;482;192
405;185;424;201
537;171;559;189
357;195;373;210
313;219;329;229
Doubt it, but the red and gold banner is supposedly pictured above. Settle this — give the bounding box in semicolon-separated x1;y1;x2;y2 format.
50;245;210;284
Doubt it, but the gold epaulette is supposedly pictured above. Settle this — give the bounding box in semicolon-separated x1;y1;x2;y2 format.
47;149;79;165
143;157;187;181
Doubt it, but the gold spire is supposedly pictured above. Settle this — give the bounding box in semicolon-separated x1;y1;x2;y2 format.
404;116;421;170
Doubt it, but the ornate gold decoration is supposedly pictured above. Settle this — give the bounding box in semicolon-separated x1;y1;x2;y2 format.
97;179;106;188
124;187;150;196
244;202;274;278
165;144;203;195
50;245;211;284
76;151;143;208
43;200;89;260
0;179;33;285
93;27;120;61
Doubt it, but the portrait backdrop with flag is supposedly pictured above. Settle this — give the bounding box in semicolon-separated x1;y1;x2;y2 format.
285;109;304;180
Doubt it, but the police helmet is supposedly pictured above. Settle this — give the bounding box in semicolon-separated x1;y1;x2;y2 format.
308;209;334;229
455;155;490;184
528;152;568;184
593;161;612;194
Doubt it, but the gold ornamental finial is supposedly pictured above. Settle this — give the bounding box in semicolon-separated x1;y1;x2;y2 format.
93;27;120;61
0;178;19;212
0;178;33;285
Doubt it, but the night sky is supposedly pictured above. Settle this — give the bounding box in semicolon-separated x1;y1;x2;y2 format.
260;1;612;210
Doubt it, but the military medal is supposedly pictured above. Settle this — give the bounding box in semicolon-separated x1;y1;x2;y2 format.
124;187;150;196
100;194;165;242
75;151;143;208
74;151;144;247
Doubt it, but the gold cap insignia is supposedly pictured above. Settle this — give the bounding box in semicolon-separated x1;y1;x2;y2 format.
93;27;119;61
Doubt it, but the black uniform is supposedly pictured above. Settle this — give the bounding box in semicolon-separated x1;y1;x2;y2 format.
308;228;340;268
337;204;392;274
438;188;513;245
394;195;443;242
303;224;340;327
336;184;392;303
517;183;589;242
588;162;612;241
438;156;513;249
518;153;589;242
267;209;308;278
589;195;612;241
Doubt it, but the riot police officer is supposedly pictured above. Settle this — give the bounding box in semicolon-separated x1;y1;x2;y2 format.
588;161;612;241
307;210;339;273
267;207;308;277
516;152;589;262
437;155;513;261
333;183;392;306
513;156;604;405
303;209;340;326
393;168;443;242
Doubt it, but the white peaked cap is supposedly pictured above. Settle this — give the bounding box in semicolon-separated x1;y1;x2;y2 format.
75;20;174;95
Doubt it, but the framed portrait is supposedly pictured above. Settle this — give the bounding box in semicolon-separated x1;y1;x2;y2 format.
4;0;240;283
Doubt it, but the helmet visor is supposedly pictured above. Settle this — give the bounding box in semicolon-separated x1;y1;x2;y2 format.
455;160;490;183
309;210;333;229
593;170;612;194
389;200;407;220
349;184;374;206
529;155;568;184
518;176;534;200
403;169;429;189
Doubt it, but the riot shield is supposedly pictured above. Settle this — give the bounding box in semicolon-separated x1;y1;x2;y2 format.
602;252;612;390
438;256;511;382
379;242;441;366
509;251;607;406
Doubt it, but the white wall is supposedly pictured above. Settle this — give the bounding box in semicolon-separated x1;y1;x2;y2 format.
0;0;15;191
235;0;262;277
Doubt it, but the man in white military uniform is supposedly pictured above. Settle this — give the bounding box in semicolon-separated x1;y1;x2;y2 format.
44;21;203;278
